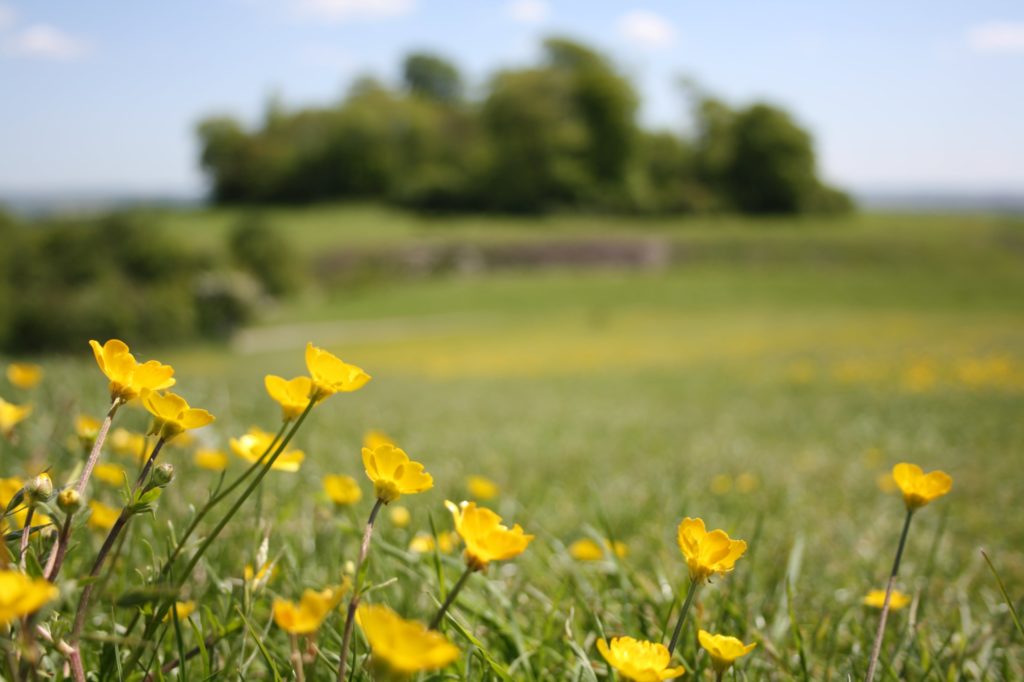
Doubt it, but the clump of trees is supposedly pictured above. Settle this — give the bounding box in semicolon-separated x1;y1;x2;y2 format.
197;38;851;215
0;211;299;354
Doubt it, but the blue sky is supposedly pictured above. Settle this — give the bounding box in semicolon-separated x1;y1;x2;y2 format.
1;0;1022;196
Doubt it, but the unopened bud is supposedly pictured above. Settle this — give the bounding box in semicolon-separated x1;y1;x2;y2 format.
25;473;53;503
57;488;82;514
152;462;175;487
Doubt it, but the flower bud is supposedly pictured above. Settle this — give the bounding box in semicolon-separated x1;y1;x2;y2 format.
25;473;53;504
57;488;83;514
151;462;175;488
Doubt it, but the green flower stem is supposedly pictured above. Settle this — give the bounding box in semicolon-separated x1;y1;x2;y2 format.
70;438;166;645
667;579;700;656
337;497;384;682
866;509;915;682
125;400;315;674
43;397;122;583
18;507;34;571
291;633;306;682
429;565;474;630
109;420;291;670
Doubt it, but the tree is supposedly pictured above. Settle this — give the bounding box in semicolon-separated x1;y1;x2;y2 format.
403;53;463;104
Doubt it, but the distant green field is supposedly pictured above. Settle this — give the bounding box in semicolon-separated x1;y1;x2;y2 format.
5;207;1023;679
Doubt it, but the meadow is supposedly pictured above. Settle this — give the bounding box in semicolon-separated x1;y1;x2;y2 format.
2;207;1023;680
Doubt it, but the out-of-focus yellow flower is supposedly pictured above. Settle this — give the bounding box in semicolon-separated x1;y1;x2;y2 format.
244;560;278;589
194;448;228;471
0;397;32;438
356;604;459;675
323;474;362;505
88;500;120;530
109;428;147;462
863;589;911;610
305;343;371;402
163;600;197;622
892;463;952;510
569;538;628;561
0;569;59;626
143;391;214;442
363;430;394;450
901;360;937;393
389;505;411;528
409;531;457;554
735;472;760;494
362;444;433;503
597;636;685;681
7;363;43;390
272;585;346;635
93;462;126;487
264;375;313;420
876;471;897;493
230;427;304;472
710;474;733;495
697;629;756;675
74;415;101;449
466;475;499;500
0;477;50;529
445;500;533;572
89;339;175;402
677;517;746;584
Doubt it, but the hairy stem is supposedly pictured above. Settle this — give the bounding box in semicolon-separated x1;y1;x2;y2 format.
337;498;384;682
667;579;700;656
429;565;474;630
865;509;914;682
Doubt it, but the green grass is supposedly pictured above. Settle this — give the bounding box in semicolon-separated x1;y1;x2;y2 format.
3;206;1024;680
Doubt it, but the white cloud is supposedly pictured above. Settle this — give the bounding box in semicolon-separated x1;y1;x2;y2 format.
618;10;675;49
294;0;415;22
506;0;548;24
0;3;16;30
967;22;1024;53
4;24;90;60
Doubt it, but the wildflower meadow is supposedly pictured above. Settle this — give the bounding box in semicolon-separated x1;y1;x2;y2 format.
1;211;1023;681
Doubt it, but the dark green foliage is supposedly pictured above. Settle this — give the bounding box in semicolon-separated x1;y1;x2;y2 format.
228;214;301;296
195;37;850;216
0;213;256;353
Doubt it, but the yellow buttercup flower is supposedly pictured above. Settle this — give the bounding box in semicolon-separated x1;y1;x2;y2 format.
231;427;305;472
892;463;953;510
362;443;433;503
93;462;126;486
272;585;347;635
110;428;149;462
264;375;313;420
698;630;756;675
164;600;197;622
363;430;395;450
323;474;362;505
389;505;411;528
863;589;911;610
75;415;101;449
445;500;533;572
88;500;120;530
0;569;59;626
7;363;43;390
467;475;500;500
89;339;175;402
244;560;278;589
597;636;685;681
0;397;32;438
305;342;371;402
569;538;628;561
143;391;214;442
194;448;229;471
677;517;747;584
409;531;458;554
356;604;459;675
